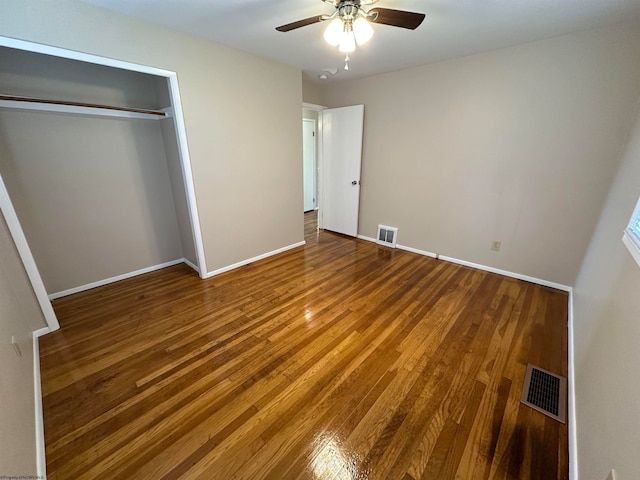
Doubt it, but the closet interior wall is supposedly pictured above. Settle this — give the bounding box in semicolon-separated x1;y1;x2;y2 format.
154;76;197;267
0;46;197;297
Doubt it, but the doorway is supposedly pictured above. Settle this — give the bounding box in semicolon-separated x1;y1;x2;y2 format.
301;102;365;238
303;118;317;212
303;103;323;236
321;104;364;237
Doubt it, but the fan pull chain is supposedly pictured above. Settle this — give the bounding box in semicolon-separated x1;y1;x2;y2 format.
344;53;350;71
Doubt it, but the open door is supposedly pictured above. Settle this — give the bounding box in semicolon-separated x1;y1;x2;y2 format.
321;104;364;237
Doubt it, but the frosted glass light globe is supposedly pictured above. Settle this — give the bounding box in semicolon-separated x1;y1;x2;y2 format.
323;18;345;46
353;17;373;45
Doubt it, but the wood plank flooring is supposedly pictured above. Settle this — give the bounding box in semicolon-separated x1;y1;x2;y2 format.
39;211;568;479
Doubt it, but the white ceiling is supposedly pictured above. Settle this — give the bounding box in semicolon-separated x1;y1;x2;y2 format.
81;0;640;83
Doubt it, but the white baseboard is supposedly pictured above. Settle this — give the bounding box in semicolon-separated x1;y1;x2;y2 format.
396;244;437;258
33;327;49;479
48;258;185;300
438;255;572;292
356;234;571;291
357;234;377;243
568;289;578;480
357;235;437;258
206;241;306;278
182;257;200;274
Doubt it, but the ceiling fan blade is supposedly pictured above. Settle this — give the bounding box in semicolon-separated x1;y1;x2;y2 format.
276;15;325;32
368;8;425;30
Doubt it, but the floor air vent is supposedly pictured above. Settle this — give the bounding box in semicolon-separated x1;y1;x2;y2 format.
520;364;566;423
377;225;398;248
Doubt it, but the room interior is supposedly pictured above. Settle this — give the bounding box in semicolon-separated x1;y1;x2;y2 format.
1;1;640;479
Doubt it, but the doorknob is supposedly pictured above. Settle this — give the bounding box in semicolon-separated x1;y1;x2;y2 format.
351;180;358;185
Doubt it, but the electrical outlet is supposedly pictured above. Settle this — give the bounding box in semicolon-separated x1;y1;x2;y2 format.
491;240;502;252
607;469;618;480
11;336;22;357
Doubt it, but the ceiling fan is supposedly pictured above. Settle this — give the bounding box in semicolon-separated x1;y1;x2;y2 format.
276;0;425;71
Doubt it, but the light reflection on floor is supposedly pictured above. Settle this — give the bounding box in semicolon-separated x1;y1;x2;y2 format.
311;435;367;480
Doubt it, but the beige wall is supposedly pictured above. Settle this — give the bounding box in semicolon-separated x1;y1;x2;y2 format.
0;47;207;292
303;108;318;121
302;75;324;105
0;46;161;108
0;213;47;476
0;0;303;275
0;110;184;294
320;23;640;286
572;103;640;479
160;117;197;265
0;0;303;470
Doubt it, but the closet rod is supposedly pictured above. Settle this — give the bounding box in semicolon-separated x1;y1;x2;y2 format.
0;94;166;117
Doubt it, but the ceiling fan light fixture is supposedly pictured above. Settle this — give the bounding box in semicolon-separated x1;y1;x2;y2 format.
276;0;425;72
323;17;345;46
353;16;373;45
338;30;356;53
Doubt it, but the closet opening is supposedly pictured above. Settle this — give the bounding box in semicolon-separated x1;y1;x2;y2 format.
0;37;206;331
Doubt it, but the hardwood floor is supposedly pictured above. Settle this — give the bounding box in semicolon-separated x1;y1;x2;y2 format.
304;209;319;239
40;211;568;479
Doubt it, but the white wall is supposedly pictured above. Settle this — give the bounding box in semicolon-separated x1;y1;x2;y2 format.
321;22;640;286
0;213;47;476
0;0;304;275
572;102;640;479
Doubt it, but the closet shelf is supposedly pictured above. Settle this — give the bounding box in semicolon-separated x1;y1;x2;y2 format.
0;94;169;120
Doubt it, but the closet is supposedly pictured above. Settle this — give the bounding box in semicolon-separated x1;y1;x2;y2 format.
0;45;202;300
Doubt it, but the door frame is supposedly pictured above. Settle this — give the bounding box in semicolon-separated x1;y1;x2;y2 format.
0;35;209;332
303;102;326;228
0;174;59;330
320;104;364;237
302;118;317;212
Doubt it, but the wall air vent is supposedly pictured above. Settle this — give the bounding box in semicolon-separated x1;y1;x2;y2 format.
520;364;567;423
376;225;398;248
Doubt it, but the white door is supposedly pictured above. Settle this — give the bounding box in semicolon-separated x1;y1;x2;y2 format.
302;119;316;212
322;105;364;237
